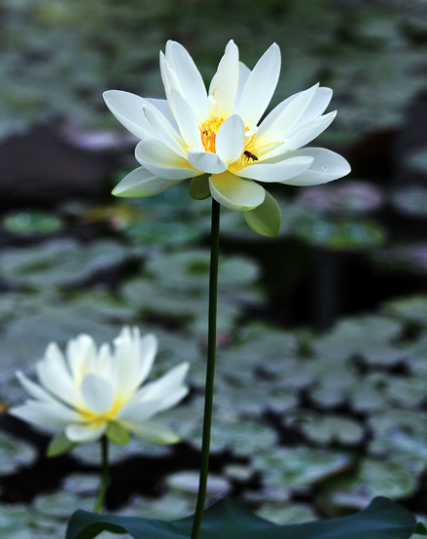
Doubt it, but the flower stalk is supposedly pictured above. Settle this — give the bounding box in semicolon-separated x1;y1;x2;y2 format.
191;199;221;539
94;435;109;513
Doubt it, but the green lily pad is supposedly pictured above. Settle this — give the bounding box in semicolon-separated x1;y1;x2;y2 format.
286;414;364;446
2;211;64;236
65;495;423;539
255;447;351;488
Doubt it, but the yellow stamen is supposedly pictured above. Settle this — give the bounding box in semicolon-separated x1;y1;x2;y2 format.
78;399;123;423
199;117;225;153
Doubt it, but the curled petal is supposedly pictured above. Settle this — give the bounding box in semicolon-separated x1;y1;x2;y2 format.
281;148;351;186
209;172;265;211
188;149;228;174
112;167;183;198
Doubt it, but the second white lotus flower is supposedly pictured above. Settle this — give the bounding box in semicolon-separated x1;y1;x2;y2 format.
10;327;189;446
104;40;351;236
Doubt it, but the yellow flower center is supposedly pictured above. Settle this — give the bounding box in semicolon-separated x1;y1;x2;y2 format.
78;399;123;424
199;116;225;153
199;118;259;170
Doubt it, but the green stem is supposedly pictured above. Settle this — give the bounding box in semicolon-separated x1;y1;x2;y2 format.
94;435;109;513
191;198;221;539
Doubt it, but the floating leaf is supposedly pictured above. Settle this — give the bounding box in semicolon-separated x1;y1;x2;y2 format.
65;496;421;539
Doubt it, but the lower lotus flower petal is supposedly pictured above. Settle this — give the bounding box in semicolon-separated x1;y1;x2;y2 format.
136;139;200;180
215;115;245;165
10;401;82;431
126;420;179;444
16;371;58;405
237;156;313;183
188;149;228;174
65;423;106;442
209;172;265;211
81;374;114;415
281;148;351;185
134;363;189;404
116;399;163;423
112;167;183;198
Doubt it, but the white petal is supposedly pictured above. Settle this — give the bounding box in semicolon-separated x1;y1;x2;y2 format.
210;40;239;118
143;106;186;157
257;84;318;143
237;155;313;183
165;41;209;122
160;52;183;97
116;399;162;423
281;148;351;186
168;89;203;149
36;362;82;408
135;139;200;180
112;167;183;198
237;43;281;127
112;327;142;397
145;98;178;131
10;401;81;431
146;386;188;416
233;62;251;113
298;87;333;126
209;172;265;211
125;420;179;444
65;423;106;442
16;371;58;404
255;91;302;137
285;111;337;151
136;363;189;403
187;149;228;174
103;90;155;140
215;115;245;165
66;334;97;387
138;333;159;386
81;374;114;415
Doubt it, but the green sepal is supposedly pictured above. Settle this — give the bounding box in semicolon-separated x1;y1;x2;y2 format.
47;431;77;457
66;495;419;539
189;175;211;200
415;522;427;535
105;422;130;445
243;190;281;237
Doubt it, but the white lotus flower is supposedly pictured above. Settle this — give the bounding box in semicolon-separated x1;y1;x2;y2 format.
10;327;189;445
104;40;350;236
